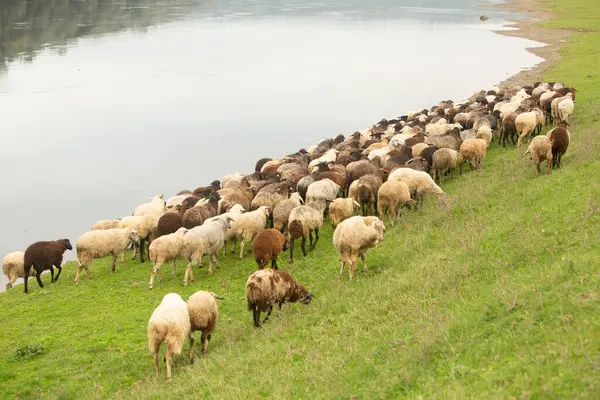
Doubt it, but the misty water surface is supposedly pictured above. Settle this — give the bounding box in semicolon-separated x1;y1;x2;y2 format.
0;0;543;290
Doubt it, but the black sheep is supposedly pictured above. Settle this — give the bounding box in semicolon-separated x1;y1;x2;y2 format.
23;239;72;293
548;123;570;168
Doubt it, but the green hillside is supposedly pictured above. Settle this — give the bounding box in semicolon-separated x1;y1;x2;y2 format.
1;0;599;398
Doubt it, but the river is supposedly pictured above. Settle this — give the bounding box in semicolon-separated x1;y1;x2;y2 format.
0;0;543;291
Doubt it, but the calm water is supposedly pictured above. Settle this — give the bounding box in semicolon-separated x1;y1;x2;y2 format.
0;0;542;290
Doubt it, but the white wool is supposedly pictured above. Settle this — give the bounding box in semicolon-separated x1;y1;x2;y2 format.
308;149;339;169
306;179;340;203
134;195;166;217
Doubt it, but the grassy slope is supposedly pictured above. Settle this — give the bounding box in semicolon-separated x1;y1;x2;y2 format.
1;1;600;398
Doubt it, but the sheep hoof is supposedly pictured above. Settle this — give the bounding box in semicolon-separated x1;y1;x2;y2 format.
74;281;79;285
149;285;153;290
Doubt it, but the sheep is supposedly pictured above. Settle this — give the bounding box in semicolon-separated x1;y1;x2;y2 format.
377;181;412;226
148;227;187;290
91;219;120;231
356;173;384;216
547;123;570;168
305;178;340;204
499;112;518;147
118;214;160;263
74;228;140;284
333;216;386;280
157;210;183;238
425;127;462;151
348;180;359;202
430;148;460;184
147;293;191;383
346;160;378;188
183;192;221;229
218;186;253;214
557;92;574;124
187;291;223;360
273;192;303;233
255;158;272;174
459;138;488;173
218;204;246;256
221;173;246;189
526;135;553;176
287;201;325;263
166;194;190;210
250;181;293;225
419;145;440;167
387;168;447;209
252;229;287;269
245;269;313;328
23;239;73;293
192;180;221;198
411;142;429;157
134;195;166;217
2;251;31;290
315;171;347;196
229;206;270;260
405;156;430;173
296;175;315;203
308;149;338;169
181;216;232;285
476;125;493;144
329;198;359;229
516;109;544;147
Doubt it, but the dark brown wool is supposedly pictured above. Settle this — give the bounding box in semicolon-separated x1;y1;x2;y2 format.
548;123;570;168
23;239;72;293
157;212;183;238
183;192;221;229
252;229;287;270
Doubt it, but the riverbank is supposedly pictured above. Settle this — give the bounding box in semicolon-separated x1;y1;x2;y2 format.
1;0;599;398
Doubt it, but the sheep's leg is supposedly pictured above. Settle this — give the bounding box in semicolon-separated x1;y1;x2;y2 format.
139;238;146;263
546;158;552;175
271;258;278;270
201;330;210;354
183;262;195;286
301;236;307;256
263;306;273;323
349;261;357;280
239;240;246;260
339;261;345;275
535;163;541;177
222;241;227;256
459;160;464;175
208;254;218;275
120;251;125;263
132;243;137;260
153;351;160;376
49;266;55;283
149;262;161;289
361;254;368;272
23;267;30;293
289;238;295;263
253;306;261;328
230;238;237;254
74;264;83;284
112;253;118;272
165;348;174;384
308;231;314;249
313;228;320;248
188;331;195;363
171;261;176;279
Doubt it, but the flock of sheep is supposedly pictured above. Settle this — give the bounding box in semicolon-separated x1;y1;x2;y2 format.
2;80;576;382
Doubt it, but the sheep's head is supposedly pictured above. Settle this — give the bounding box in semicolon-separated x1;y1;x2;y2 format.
129;229;141;245
293;284;313;305
210;180;221;189
59;239;73;251
350;198;360;210
210;292;225;300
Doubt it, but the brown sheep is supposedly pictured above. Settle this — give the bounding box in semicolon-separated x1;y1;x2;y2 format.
192;180;221;198
245;269;313;328
23;239;73;293
356;173;384;216
252;229;287;269
418;145;440;169
157;210;184;238
547;123;570;168
346;160;378;189
183;192;221;229
499;112;518;147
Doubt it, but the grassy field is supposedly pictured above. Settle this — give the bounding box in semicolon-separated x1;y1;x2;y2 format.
2;0;600;398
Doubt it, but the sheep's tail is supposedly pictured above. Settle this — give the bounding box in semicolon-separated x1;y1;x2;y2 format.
357;184;370;203
288;220;304;240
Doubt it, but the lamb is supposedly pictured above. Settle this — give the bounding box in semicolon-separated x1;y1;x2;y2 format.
273;192;303;233
245;269;313;327
187;291;223;360
148;227;187;289
183;192;221;229
546;123;570;168
430;148;460;184
118;214;160;263
287;201;325;263
516;109;544;147
74;228;141;284
252;229;287;269
305;178;340;204
2;251;31;290
356;173;384;216
134;195;166;217
91;219;120;230
419;145;440;167
229;206;270;260
329;198;359;229
23;239;73;293
459;138;488;173
333;216;386;280
525;135;553;176
147;293;191;383
377;181;412;226
181;216;232;285
387;168;447;209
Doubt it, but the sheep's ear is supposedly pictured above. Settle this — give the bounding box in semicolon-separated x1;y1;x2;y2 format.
213;293;225;300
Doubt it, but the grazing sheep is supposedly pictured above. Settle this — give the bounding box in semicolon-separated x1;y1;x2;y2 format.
147;293;191;383
348;180;359;202
148;227;187;289
525;135;553;176
272;192;303;233
308;148;338;169
516;109;544;147
2;251;32;290
251;181;293;226
459;138;488;174
183;192;221;229
405;156;430;172
23;239;73;293
181;216;232;285
118;214;160;263
91;219;120;231
305;179;340;204
419;145;440;167
547;123;570;168
287;201;325;263
74;228;140;284
329;198;359;229
157;210;184;238
296;175;315;202
134;195;166;217
476;125;493;144
245;269;313;327
411;142;429;157
430;148;460;184
387;168;447;209
499;112;518;147
377;180;412;225
333;216;386;280
187;291;223;360
229;206;270;260
356;173;384;216
346;160;378;188
557;92;575;124
252;229;287;269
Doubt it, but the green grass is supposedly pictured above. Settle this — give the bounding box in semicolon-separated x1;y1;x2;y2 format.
2;1;600;398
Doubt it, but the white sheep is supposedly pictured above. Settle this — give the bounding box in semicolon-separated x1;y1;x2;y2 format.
308;149;339;169
328;198;359;229
187;291;223;359
306;178;340;203
557;92;574;124
147;293;191;383
166;194;190;210
377;180;412;225
91;219;121;230
525;135;553;176
228;205;269;260
2;251;31;290
516;109;544;147
333;216;386;280
181;216;232;285
118;214;161;262
273;192;303;232
217;204;246;255
387;168;447;209
459;138;488;173
148;227;188;290
476;125;493;144
287;202;325;263
74;228;141;284
134;195;166;217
